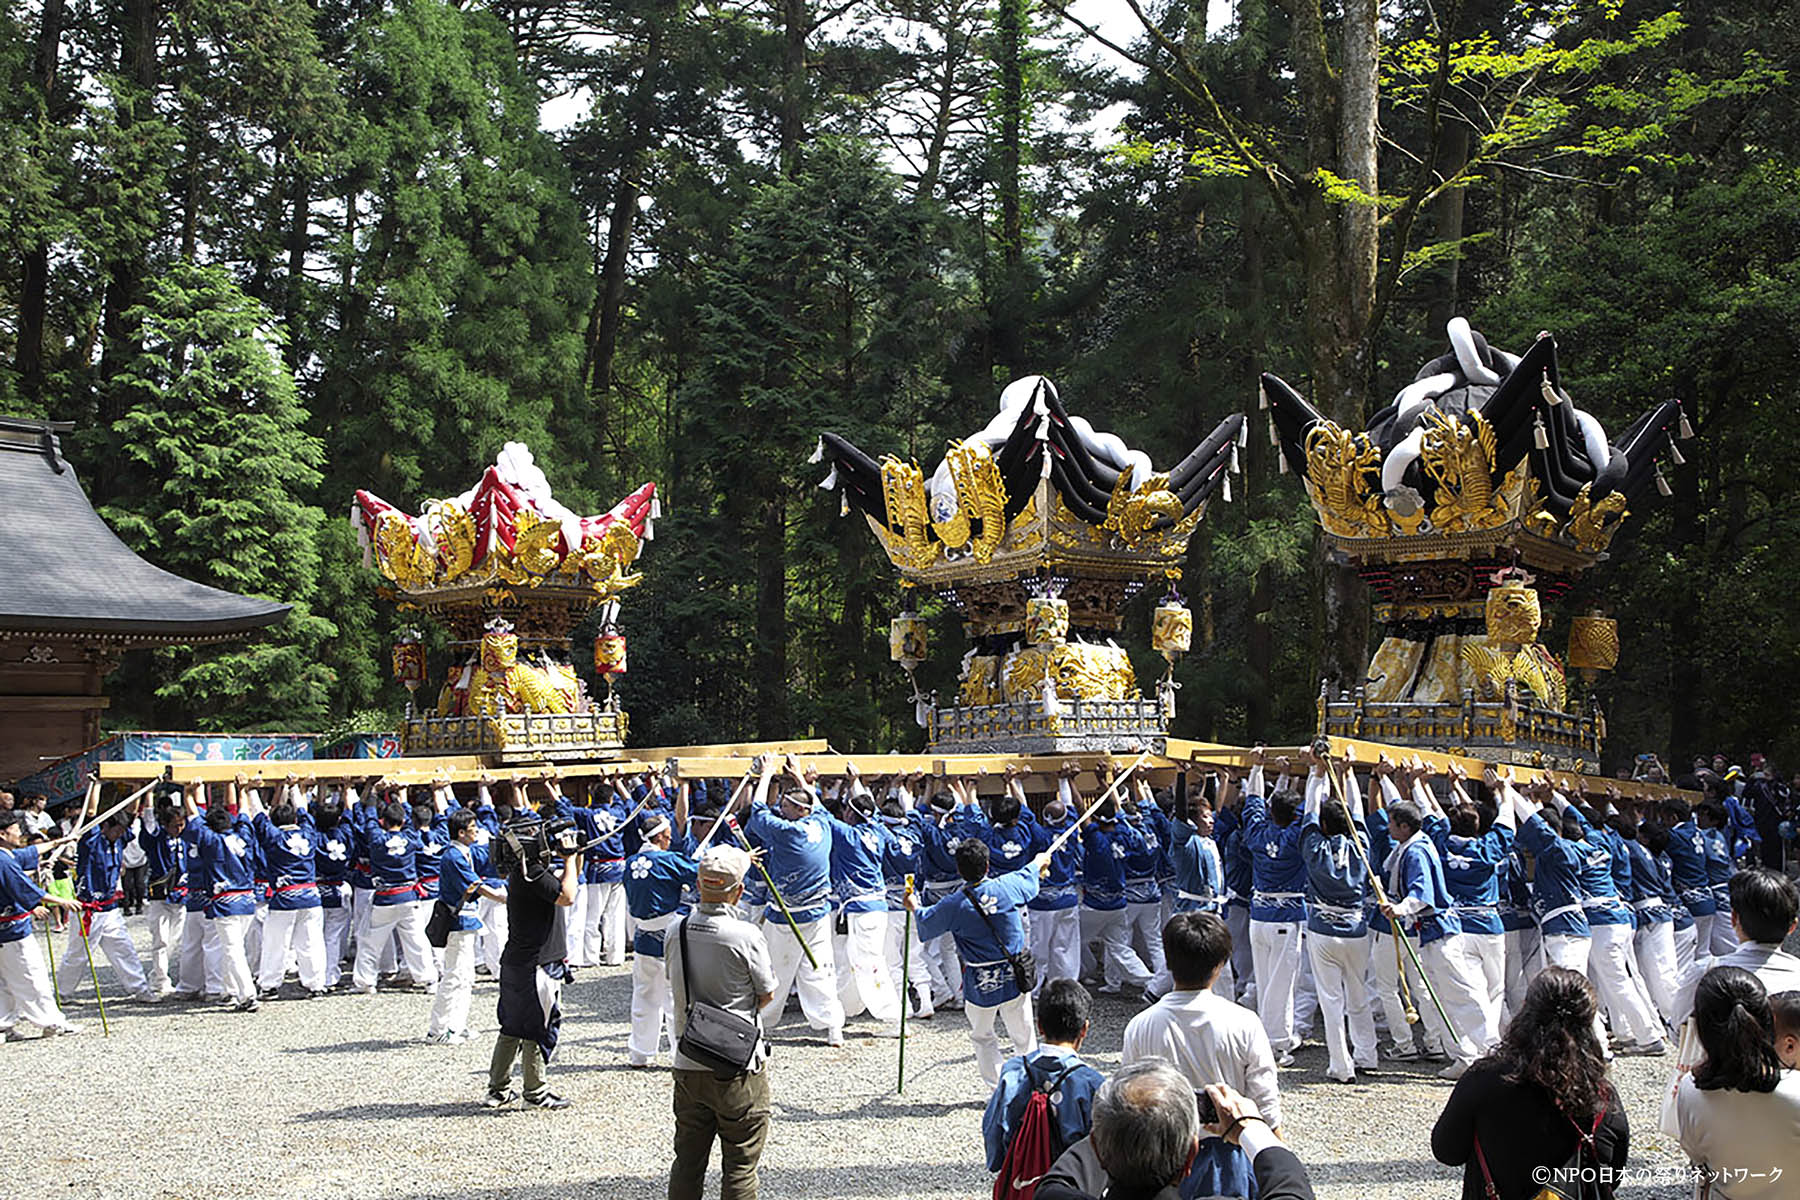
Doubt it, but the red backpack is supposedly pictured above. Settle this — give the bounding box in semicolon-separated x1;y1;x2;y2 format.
994;1060;1081;1200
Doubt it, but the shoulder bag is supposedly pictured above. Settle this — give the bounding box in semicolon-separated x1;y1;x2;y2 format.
676;914;762;1076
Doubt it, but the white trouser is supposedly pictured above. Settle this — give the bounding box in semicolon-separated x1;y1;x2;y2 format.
569;882;600;966
0;934;71;1031
595;880;627;966
886;908;932;996
1224;906;1255;1006
1588;922;1663;1046
629;950;674;1062
1125;901;1167;977
322;905;352;985
58;908;148;999
146;899;185;993
1542;932;1591;974
1029;907;1081;992
1249;918;1303;1053
247;904;265;971
1370;931;1427;1050
351;887;374;961
213;913;257;1003
176;909;219;995
925;931;963;1003
259;907;326;992
1419;934;1487;1067
968;992;1038;1087
354;901;438;990
1307;931;1378;1077
477;895;508;974
1459;932;1506;1052
836;910;900;1024
427;930;477;1037
1502;928;1540;1026
759;916;843;1036
1083;906;1153;990
1293;938;1318;1038
1706;910;1738;957
1634;921;1681;1025
1542;930;1610;1045
1672;922;1698;973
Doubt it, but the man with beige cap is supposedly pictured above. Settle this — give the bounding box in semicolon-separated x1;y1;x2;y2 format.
668;844;777;1200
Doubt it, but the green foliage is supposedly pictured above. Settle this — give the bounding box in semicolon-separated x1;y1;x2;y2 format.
101;262;336;729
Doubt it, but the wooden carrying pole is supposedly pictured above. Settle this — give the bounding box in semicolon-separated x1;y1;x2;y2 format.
1041;750;1157;860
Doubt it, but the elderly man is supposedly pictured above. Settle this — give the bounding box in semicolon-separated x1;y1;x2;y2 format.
1036;1062;1316;1200
667;844;776;1200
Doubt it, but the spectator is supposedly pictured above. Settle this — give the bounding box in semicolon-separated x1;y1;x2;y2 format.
984;978;1106;1175
1744;757;1788;871
1121;911;1279;1198
1037;1065;1315;1200
667;844;777;1200
1674;967;1800;1200
1431;966;1629;1200
1672;868;1800;1025
21;795;52;839
1770;990;1799;1069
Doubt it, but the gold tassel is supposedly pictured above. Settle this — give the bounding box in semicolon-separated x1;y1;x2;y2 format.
1668;439;1685;466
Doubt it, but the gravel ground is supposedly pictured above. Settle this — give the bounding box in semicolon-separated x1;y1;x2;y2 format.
15;922;1695;1200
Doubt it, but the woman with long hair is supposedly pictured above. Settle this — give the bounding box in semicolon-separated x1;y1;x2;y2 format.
1675;966;1800;1199
1431;966;1629;1199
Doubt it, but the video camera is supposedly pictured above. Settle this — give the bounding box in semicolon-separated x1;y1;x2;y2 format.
492;815;583;874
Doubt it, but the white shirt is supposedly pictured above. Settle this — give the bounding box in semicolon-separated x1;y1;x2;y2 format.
1671;944;1800;1027
1121;986;1282;1128
23;810;52;836
1676;1070;1800;1200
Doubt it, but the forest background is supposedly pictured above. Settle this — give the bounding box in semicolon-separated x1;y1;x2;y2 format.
3;0;1796;770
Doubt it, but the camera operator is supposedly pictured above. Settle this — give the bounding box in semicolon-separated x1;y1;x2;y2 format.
483;817;582;1110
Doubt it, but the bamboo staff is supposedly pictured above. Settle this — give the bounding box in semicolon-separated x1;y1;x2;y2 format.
898;873;914;1094
724;816;819;970
1040;750;1157;861
1326;760;1450;1036
79;919;111;1036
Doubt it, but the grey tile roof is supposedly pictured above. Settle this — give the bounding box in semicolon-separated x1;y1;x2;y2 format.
0;415;290;639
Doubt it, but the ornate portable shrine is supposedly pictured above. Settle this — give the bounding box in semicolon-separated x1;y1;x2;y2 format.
1263;319;1691;768
817;377;1244;753
351;443;657;762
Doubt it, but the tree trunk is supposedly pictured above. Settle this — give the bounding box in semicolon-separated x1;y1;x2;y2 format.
1424;125;1470;332
778;0;807;177
98;0;160;425
15;0;66;406
284;169;309;371
588;21;664;405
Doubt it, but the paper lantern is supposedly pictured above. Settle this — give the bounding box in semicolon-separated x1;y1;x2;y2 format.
1567;615;1619;674
1484;573;1541;647
391;636;426;687
595;632;628;676
890;613;928;664
1025;597;1069;646
1152;600;1193;659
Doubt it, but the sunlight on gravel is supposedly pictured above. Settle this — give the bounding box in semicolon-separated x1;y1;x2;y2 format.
15;926;1694;1200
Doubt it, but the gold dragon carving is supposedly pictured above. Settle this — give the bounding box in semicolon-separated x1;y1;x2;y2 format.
1417;410;1513;533
879;456;939;569
1002;643;1138;702
1102;471;1185;550
578;522;644;599
428;502;478;581
374;512;436;590
941;440;1008;563
1459;643;1568;711
463;627;580;716
1302;423;1386;538
1565;484;1629;554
